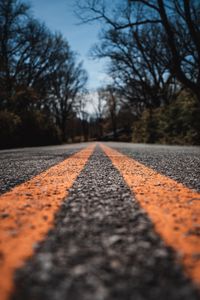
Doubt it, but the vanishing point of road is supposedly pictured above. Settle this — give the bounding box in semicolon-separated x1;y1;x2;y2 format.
0;142;200;300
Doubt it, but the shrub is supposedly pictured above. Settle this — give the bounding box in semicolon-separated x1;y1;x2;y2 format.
132;91;200;145
0;111;21;149
0;110;62;149
20;110;62;146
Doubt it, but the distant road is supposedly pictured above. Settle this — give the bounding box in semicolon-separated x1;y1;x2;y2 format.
0;142;199;300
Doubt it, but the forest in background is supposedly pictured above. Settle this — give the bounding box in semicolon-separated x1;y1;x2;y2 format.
0;0;88;148
0;0;200;149
76;0;200;145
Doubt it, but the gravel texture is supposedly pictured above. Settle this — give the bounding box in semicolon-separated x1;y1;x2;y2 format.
12;146;199;300
0;144;86;194
106;142;200;192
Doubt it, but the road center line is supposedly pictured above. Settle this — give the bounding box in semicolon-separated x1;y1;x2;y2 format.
0;144;95;300
101;144;200;288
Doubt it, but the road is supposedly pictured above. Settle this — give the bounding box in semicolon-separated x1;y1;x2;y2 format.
0;142;200;300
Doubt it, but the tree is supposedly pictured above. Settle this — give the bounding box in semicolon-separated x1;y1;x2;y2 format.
91;90;106;138
0;0;30;109
76;0;200;102
92;23;176;113
48;53;88;141
98;85;120;139
0;0;88;147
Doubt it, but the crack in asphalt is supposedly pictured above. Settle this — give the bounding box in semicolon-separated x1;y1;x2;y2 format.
12;146;199;300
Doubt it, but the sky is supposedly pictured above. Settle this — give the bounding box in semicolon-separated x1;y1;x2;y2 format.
27;0;109;91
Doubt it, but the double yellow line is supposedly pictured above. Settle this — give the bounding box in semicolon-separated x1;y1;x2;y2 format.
0;145;95;300
0;143;199;300
101;144;200;289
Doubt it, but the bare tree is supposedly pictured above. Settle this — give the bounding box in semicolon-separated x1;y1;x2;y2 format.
76;92;90;141
0;0;30;108
0;0;88;145
48;55;88;141
76;0;200;102
92;23;176;113
91;89;106;138
98;85;120;139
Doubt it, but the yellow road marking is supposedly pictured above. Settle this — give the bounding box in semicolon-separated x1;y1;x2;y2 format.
0;144;95;300
101;144;200;287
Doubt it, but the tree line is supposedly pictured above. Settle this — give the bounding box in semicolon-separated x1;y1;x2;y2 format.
1;0;199;148
0;0;88;148
76;0;200;144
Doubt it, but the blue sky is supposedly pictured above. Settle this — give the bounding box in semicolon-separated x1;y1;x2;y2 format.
27;0;108;90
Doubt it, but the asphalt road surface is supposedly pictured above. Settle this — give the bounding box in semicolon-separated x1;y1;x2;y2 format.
0;142;200;300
